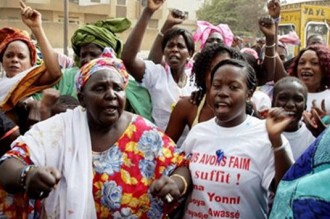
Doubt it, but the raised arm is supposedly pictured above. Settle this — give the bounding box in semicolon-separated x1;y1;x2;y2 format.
148;9;186;65
267;0;288;82
122;0;164;82
266;107;293;189
258;16;276;85
20;1;61;85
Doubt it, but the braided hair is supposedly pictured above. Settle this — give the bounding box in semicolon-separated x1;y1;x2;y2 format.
192;44;245;95
210;59;258;116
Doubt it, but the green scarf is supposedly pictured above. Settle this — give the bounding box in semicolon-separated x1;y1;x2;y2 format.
71;17;131;60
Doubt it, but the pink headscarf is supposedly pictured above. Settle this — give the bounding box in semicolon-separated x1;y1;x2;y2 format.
240;48;259;60
278;31;300;46
193;21;234;49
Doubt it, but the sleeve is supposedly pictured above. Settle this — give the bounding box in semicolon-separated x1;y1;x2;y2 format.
140;61;166;89
0;143;34;165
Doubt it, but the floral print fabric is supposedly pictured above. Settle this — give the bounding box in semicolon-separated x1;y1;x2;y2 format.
0;115;186;219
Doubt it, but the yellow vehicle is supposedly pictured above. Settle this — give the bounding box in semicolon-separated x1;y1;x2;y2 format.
279;1;330;58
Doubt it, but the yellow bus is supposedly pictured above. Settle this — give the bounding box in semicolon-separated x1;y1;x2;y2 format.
279;1;330;58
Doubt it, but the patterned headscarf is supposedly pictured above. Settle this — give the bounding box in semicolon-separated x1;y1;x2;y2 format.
76;47;129;92
0;27;37;65
193;21;234;49
71;17;131;59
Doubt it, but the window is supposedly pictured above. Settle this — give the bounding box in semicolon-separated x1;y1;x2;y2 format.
117;0;126;5
58;16;80;24
305;22;329;47
148;19;158;29
116;5;127;17
278;24;297;59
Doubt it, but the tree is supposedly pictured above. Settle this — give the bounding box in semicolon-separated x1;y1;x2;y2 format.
196;0;267;37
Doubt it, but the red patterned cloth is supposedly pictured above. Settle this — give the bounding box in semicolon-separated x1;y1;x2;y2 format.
0;115;187;219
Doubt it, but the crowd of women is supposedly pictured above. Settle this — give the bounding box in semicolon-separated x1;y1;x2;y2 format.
0;0;329;218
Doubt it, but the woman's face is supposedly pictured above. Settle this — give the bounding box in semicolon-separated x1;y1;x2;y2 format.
2;40;32;77
205;53;231;91
204;32;224;48
273;81;306;132
79;43;103;67
297;50;323;92
79;69;126;127
163;35;190;70
209;65;249;127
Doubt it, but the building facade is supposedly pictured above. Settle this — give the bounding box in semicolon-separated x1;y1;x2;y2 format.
0;0;204;54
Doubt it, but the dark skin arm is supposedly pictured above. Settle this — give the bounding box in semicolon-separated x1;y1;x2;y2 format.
258;16;276;85
303;100;328;137
148;9;186;65
20;1;61;85
165;97;196;143
267;0;289;82
266;107;293;189
150;166;191;203
122;0;164;82
0;158;61;199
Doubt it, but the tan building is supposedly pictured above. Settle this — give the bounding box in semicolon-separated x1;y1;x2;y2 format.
0;0;204;55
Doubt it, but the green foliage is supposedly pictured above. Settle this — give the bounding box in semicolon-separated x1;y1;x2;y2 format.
196;0;268;37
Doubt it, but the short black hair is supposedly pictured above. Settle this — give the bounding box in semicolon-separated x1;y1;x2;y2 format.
161;27;195;56
210;59;257;95
272;76;308;106
193;44;245;93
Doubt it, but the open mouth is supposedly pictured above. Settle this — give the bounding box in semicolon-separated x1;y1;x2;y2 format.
104;106;117;114
214;102;230;110
168;55;180;62
9;66;20;70
300;72;313;80
285;111;296;117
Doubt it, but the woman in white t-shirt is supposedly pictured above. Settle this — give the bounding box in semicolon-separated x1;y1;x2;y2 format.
182;59;293;219
122;0;196;132
287;44;330;114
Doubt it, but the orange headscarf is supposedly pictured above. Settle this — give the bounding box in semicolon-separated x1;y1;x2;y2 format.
0;27;37;65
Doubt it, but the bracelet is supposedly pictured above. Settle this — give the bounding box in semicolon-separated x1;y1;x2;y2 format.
272;144;286;152
158;31;164;37
20;165;35;191
272;17;280;23
264;54;277;59
170;174;188;196
264;43;275;48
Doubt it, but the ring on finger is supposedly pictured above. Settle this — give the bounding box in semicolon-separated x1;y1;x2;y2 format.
165;193;174;203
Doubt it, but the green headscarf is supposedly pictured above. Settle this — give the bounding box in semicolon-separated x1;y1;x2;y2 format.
71;17;131;60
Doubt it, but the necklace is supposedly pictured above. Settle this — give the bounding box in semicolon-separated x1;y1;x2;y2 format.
177;74;187;88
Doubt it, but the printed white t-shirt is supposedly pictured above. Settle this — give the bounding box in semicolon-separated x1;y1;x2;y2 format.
182;116;293;219
283;122;315;160
141;61;196;146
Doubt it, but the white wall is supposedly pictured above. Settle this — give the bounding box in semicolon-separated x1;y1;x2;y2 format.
78;0;110;6
167;0;204;21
